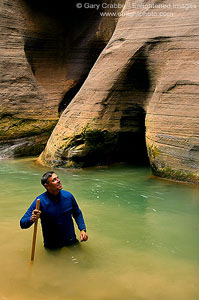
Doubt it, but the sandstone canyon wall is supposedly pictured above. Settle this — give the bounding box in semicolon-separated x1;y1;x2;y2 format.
38;0;199;183
1;0;198;183
0;0;122;157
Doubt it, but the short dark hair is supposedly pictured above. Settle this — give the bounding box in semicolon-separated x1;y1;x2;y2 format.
41;171;55;186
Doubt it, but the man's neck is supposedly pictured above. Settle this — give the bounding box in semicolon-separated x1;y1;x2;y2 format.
49;191;60;196
47;190;61;201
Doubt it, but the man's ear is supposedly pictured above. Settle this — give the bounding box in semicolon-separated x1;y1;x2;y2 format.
44;183;48;189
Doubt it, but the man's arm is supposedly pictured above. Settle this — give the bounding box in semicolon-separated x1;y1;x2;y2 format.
71;195;88;242
20;198;41;229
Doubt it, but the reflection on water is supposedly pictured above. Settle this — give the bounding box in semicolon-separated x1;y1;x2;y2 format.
0;158;198;300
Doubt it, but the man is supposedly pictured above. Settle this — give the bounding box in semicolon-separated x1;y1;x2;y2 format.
20;171;88;248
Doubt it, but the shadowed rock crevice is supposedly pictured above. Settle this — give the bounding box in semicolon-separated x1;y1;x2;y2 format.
58;39;107;114
58;76;88;115
118;107;149;166
124;55;151;93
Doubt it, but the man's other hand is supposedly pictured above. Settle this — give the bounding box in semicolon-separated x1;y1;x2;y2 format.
80;230;88;242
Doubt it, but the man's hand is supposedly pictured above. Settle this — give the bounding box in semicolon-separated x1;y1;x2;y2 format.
30;209;41;223
80;230;88;242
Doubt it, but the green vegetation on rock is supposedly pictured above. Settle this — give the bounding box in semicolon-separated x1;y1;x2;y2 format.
152;164;199;184
148;144;199;183
0;114;58;157
0;113;57;141
61;127;118;167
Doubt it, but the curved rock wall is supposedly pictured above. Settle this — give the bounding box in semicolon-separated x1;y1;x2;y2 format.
0;0;122;157
0;0;53;156
38;0;199;183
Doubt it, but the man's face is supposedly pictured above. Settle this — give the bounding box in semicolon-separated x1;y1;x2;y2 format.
44;173;63;194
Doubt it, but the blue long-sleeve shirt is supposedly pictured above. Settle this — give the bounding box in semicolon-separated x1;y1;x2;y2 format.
20;190;86;248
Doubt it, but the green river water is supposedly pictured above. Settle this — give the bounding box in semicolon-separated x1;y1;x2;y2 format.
0;158;198;300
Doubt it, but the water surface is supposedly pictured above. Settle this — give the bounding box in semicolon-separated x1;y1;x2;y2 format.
0;158;198;300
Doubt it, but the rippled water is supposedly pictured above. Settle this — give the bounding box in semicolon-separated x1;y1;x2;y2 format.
0;158;198;300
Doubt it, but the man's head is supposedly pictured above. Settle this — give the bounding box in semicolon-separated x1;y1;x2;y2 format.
41;171;63;195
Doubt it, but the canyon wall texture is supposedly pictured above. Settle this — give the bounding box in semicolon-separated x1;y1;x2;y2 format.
38;0;199;183
0;0;122;157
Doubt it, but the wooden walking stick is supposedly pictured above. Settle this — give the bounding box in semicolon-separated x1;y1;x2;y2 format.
30;198;40;262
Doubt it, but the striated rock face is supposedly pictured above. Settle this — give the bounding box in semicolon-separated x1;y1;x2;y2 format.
0;0;122;157
39;0;199;183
